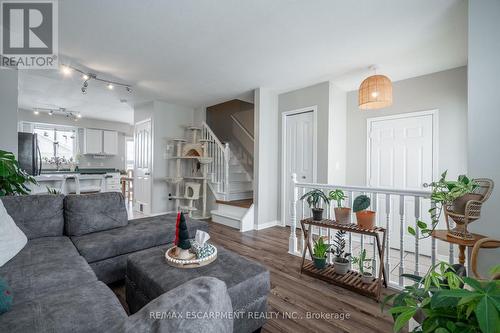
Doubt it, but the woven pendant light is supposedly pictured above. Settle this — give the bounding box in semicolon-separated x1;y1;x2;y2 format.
358;72;393;110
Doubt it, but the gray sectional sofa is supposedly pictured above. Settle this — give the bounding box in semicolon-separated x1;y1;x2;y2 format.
0;193;233;333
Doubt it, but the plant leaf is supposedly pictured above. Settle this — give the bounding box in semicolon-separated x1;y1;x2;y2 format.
475;297;498;333
393;309;416;333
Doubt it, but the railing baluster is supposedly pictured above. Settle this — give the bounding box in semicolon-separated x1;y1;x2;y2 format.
431;201;437;267
399;195;405;286
300;187;305;255
414;197;421;275
385;194;391;282
449;244;454;264
289;174;298;255
348;191;354;255
372;192;378;276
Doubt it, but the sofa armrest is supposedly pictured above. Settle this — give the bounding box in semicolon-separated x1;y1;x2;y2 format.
119;277;233;333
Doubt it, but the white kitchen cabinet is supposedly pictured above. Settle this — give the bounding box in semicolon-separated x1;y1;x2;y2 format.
103;130;118;155
83;129;103;154
81;128;118;155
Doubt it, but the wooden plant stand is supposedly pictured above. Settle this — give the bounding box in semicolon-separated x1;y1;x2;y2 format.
300;218;387;301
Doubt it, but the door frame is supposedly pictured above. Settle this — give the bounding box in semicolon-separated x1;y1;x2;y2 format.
366;109;439;188
134;118;153;214
280;106;318;227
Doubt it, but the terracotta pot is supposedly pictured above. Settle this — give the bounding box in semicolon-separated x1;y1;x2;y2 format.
334;207;351;224
312;208;324;221
361;272;374;284
356;210;376;229
313;256;326;269
334;258;350;275
452;193;482;214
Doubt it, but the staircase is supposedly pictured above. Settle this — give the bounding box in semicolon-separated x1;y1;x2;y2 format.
201;121;254;231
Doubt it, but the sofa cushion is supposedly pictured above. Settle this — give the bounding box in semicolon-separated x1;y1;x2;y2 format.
0;237;80;272
71;214;208;263
64;192;128;236
2;255;97;306
0;199;27;267
0;281;127;333
1;194;64;239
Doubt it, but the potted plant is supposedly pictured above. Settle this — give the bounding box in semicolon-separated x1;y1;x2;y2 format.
353;194;376;229
351;249;373;284
0;150;37;196
331;230;350;275
300;189;330;221
409;171;481;238
329;189;351;224
312;237;330;269
382;262;499;333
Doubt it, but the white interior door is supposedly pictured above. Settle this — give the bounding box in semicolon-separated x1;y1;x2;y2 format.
284;110;315;226
368;112;436;256
134;119;152;215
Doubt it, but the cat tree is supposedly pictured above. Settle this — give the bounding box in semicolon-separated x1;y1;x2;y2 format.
165;126;212;219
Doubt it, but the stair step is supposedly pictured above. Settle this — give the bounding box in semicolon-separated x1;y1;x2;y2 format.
211;210;241;230
216;199;253;209
226;190;253;201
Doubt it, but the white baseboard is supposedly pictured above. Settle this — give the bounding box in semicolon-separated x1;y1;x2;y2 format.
254;220;280;230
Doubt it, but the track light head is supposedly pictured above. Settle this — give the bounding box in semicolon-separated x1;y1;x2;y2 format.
33;109;39;115
82;74;89;80
126;86;132;93
81;86;87;94
48;110;54;116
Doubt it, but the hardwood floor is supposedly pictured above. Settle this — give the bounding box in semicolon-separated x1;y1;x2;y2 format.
208;222;395;333
111;221;397;332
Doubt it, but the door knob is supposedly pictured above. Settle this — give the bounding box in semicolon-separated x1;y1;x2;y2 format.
302;176;306;179
145;172;150;176
422;182;430;188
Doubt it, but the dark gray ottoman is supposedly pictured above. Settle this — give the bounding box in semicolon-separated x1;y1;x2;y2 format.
126;245;270;333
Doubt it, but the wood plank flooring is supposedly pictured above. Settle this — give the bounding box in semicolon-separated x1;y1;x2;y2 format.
111;221;398;332
207;222;396;333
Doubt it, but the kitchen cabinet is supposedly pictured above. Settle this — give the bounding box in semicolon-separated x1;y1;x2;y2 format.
81;128;118;155
103;130;118;155
83;129;103;154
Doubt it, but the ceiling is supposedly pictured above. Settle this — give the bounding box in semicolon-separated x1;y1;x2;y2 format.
19;0;467;124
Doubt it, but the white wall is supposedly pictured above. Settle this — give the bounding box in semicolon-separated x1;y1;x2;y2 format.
254;88;279;228
134;101;195;215
18;109;132;170
467;0;500;275
346;66;468;186
151;101;195;214
0;70;19;155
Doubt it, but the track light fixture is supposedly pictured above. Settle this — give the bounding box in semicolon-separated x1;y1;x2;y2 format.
59;64;132;95
33;107;82;121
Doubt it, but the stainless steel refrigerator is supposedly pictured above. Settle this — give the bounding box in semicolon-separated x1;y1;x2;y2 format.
18;132;42;175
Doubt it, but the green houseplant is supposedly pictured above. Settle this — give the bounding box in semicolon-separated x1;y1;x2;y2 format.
329;189;351;224
383;262;499;333
0;150;37;196
353;194;376;229
351;249;373;283
312;237;331;269
331;230;350;275
409;171;480;238
300;189;330;221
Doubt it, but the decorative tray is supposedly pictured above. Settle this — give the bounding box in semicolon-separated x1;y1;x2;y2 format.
164;244;217;268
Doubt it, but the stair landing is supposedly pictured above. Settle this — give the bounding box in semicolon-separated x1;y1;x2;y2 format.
216;199;253;209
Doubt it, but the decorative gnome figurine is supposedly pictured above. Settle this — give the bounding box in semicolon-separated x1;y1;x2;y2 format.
173;212;194;260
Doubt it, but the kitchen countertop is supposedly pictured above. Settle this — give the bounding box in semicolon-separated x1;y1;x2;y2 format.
41;168;120;175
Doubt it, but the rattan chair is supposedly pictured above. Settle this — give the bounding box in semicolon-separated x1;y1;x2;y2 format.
470;238;500;280
444;178;494;240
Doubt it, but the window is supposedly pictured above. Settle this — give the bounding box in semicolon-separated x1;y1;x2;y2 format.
34;126;77;164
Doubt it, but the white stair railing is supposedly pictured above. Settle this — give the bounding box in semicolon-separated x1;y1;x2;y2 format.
201;122;230;197
289;174;456;289
229;114;254;177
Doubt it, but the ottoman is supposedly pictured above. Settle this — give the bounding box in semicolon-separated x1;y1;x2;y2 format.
125;245;270;333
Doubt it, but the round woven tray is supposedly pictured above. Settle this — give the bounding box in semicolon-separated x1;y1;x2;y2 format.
164;244;217;268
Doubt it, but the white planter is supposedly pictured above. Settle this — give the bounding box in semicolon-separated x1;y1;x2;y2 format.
361;272;373;284
334;259;350;275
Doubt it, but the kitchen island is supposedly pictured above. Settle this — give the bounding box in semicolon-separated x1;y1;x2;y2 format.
30;169;122;194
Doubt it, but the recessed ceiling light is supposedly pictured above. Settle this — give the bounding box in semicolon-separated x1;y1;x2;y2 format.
61;65;72;76
33;110;39;115
77;113;82;118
